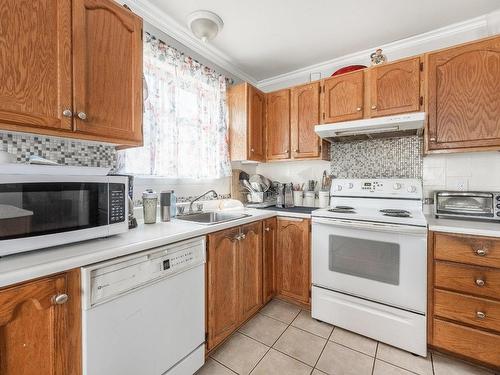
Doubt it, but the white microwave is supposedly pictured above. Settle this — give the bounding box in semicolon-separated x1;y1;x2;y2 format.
0;174;128;256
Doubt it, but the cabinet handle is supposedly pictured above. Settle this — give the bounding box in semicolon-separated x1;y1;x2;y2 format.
62;109;73;117
77;112;87;120
473;247;487;256
265;227;270;232
430;137;436;141
294;149;299;153
476;311;486;320
371;105;377;110
240;233;246;240
475;278;485;287
250;148;255;152
53;294;69;305
356;107;362;111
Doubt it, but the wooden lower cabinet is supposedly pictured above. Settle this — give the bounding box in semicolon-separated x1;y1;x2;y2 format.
206;222;263;351
263;218;277;303
429;231;500;370
239;222;263;322
0;269;81;375
276;217;311;306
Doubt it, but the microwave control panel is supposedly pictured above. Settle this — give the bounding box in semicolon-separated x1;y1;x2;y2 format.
496;194;500;217
109;183;126;223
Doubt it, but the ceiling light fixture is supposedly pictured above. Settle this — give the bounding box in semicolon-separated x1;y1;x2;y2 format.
187;10;224;42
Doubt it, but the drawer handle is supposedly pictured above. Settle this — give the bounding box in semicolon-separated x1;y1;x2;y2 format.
476;311;486;320
475;278;485;287
265;227;270;232
474;248;487;256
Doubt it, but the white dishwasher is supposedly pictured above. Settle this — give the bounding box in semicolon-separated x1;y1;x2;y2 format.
81;237;206;375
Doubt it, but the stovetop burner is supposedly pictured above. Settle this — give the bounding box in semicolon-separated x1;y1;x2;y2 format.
328;205;356;213
380;209;412;218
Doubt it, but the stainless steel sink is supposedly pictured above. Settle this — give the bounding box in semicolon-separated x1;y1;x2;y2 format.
177;212;251;225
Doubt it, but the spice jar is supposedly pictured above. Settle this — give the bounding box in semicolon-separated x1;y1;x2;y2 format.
142;189;158;224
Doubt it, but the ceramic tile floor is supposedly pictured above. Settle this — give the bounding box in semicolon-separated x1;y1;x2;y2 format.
197;299;497;375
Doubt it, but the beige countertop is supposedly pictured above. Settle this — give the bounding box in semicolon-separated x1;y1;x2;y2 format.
426;214;500;238
0;208;312;289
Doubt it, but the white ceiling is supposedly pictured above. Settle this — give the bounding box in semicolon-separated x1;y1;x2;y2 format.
145;0;500;81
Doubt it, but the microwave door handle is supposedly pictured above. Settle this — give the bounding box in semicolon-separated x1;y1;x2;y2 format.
312;217;427;235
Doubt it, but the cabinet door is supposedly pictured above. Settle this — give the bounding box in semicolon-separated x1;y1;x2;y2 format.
369;57;421;117
239;221;263;321
322;71;364;123
73;0;143;144
266;90;290;160
206;228;240;350
0;270;81;375
427;36;500;152
0;0;72;132
248;85;266;161
276;218;310;305
263;218;277;303
291;82;322;159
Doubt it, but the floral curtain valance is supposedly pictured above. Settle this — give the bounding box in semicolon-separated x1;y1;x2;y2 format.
117;33;231;179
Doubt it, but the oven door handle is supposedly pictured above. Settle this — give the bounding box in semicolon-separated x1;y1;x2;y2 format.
312;217;427;235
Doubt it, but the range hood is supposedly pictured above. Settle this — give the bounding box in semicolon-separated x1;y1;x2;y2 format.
315;112;426;141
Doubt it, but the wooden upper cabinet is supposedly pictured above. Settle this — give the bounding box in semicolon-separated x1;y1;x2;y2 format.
228;83;265;162
73;0;143;144
266;89;290;160
369;57;421;117
291;82;322;159
263;218;277;304
248;85;266;161
322;71;364;123
0;270;81;375
276;217;311;306
206;227;240;351
0;0;72;132
239;222;263;321
426;36;500;152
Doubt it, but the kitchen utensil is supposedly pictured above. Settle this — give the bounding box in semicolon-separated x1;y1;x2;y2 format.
241;179;256;193
293;190;304;206
251;181;263;192
276;183;284;208
160;191;171;222
239;171;250;181
284;183;294;208
331;64;367;76
142;189;158;224
318;191;330;208
249;174;271;192
304;191;315;207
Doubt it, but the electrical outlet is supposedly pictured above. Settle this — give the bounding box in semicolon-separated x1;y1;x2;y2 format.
446;177;468;191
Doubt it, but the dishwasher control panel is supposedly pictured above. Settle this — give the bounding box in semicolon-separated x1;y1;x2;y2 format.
81;237;206;309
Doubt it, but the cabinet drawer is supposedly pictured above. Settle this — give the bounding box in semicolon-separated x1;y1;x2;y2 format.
432;318;500;368
434;289;500;332
435;233;500;268
434;261;500;300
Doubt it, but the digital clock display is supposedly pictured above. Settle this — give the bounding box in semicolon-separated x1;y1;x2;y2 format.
364;182;372;187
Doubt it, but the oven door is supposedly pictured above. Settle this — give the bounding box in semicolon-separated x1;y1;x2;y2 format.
312;217;427;313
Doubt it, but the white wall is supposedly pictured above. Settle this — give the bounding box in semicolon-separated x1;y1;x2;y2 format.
423;152;500;199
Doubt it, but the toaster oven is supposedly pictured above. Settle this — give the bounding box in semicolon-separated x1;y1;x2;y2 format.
434;191;500;221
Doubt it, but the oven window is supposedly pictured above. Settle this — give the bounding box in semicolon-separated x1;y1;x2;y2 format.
0;183;108;240
329;235;400;285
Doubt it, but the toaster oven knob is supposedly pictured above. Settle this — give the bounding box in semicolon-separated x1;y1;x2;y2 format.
335;185;343;191
407;185;417;193
393;183;402;190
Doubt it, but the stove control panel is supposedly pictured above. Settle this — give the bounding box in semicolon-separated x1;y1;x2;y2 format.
331;179;422;199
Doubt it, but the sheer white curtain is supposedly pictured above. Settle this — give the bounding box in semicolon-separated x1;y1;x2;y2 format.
116;33;231;179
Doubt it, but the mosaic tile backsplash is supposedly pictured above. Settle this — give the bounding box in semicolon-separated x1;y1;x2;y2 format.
330;136;423;178
0;132;116;168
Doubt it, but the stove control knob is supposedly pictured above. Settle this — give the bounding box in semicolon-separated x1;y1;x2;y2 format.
347;183;354;189
335;185;343;191
407;185;417;193
393;183;402;190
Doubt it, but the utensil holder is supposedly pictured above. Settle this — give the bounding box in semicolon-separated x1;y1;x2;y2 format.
293;190;304;206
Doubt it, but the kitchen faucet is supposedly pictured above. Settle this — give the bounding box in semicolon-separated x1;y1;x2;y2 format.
188;190;218;213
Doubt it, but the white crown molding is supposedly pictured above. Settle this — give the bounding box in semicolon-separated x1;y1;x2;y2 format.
256;15;489;91
121;0;259;84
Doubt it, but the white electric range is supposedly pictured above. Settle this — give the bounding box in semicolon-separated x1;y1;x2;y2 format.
311;178;428;356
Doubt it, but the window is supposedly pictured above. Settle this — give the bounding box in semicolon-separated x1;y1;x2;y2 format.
116;33;231;179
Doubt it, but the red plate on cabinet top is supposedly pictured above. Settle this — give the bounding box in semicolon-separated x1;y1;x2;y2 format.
331;65;367;76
